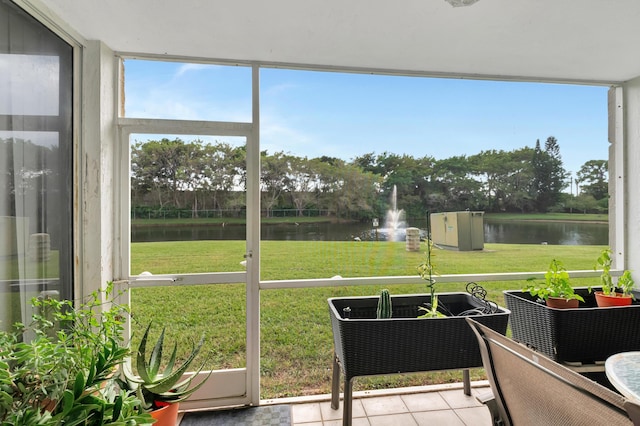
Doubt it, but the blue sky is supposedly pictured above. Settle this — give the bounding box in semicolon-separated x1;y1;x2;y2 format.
124;60;609;176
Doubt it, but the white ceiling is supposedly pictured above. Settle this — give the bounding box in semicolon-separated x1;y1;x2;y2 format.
37;0;640;84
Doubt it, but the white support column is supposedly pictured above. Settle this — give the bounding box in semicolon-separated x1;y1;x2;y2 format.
246;64;261;406
621;78;640;275
80;41;118;298
609;86;624;266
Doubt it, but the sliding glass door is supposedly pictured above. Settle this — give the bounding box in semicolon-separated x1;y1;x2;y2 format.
0;0;73;334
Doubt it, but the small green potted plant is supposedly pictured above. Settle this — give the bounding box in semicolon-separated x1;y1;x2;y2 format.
121;323;211;426
593;248;635;307
524;258;584;309
376;288;393;318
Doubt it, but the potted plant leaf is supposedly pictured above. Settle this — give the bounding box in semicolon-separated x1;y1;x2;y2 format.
0;282;153;425
121;322;211;426
523;258;584;309
593;248;635;307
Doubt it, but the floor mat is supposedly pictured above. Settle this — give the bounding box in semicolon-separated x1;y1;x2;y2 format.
180;404;292;426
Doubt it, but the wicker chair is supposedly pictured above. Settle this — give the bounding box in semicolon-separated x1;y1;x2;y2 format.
466;317;640;425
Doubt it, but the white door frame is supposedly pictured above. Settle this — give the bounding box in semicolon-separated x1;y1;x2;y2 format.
116;64;261;408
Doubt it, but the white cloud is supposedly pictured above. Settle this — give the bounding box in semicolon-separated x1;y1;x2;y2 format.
175;63;209;77
262;82;298;97
260;111;317;156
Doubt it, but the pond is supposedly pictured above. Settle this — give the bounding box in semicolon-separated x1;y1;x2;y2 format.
483;219;607;245
131;218;608;245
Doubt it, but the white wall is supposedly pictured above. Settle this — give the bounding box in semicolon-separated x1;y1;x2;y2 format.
80;40;118;297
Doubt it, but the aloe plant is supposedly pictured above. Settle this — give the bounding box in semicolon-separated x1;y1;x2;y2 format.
122;323;211;411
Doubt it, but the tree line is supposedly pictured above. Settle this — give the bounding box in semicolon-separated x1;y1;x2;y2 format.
130;136;609;222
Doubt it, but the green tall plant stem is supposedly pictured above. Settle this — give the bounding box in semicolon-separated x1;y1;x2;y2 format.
417;213;440;318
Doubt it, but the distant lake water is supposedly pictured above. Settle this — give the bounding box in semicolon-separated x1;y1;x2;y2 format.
131;218;608;245
483;219;607;245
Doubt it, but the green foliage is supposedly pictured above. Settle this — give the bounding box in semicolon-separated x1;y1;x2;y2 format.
131;138;245;212
594;248;635;297
417;294;447;319
122;323;211;410
595;248;615;295
131;138;607;222
471;147;538;213
532;137;567;213
417;233;443;318
376;289;392;319
577;160;609;200
618;271;635;297
0;282;152;425
524;259;585;303
568;194;602;214
417;239;437;289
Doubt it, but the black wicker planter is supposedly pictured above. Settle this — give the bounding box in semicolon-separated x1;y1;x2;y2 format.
328;292;509;426
505;288;640;364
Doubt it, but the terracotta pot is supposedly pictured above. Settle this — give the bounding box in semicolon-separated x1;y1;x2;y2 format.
595;291;633;307
42;398;57;412
151;402;179;426
546;296;579;309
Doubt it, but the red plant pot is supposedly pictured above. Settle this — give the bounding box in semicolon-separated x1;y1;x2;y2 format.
546;296;579;309
151;402;179;426
595;291;633;307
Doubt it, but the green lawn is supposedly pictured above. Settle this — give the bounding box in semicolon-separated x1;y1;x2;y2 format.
130;241;606;399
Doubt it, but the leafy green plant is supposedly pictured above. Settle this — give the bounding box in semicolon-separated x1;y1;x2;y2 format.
417;229;444;318
122;322;211;411
0;282;152;425
617;271;635;297
594;248;635;297
595;248;615;295
524;259;585;303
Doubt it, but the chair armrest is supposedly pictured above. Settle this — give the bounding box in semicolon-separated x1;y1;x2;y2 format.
475;389;504;426
624;400;640;426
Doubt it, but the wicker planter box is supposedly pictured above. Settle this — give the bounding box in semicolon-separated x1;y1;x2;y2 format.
329;292;509;425
504;288;640;364
329;292;510;379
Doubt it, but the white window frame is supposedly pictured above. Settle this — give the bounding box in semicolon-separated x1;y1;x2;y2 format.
116;58;620;409
115;64;262;408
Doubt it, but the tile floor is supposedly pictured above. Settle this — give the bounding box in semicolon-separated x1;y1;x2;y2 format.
177;381;494;426
280;381;493;426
